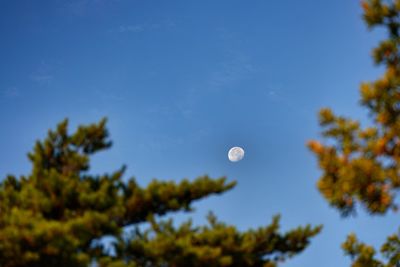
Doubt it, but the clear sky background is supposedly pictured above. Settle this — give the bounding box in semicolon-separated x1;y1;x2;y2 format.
0;1;398;266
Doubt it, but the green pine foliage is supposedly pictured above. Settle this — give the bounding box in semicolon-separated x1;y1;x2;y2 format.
0;119;321;267
308;1;400;266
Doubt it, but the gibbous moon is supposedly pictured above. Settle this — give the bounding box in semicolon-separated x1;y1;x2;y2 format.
228;147;245;162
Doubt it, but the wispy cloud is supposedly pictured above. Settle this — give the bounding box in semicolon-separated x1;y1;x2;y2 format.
113;20;176;34
31;74;53;83
96;89;124;102
208;57;255;90
172;49;257;121
117;25;144;33
263;84;314;120
2;87;20;99
30;61;54;86
62;0;121;16
206;27;257;91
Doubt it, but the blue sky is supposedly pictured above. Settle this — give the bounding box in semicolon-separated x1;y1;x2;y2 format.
0;0;397;266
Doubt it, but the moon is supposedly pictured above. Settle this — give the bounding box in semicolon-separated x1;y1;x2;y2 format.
228;147;245;162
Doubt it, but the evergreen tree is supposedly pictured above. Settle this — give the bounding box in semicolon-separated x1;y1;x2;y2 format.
0;118;321;267
308;0;400;266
